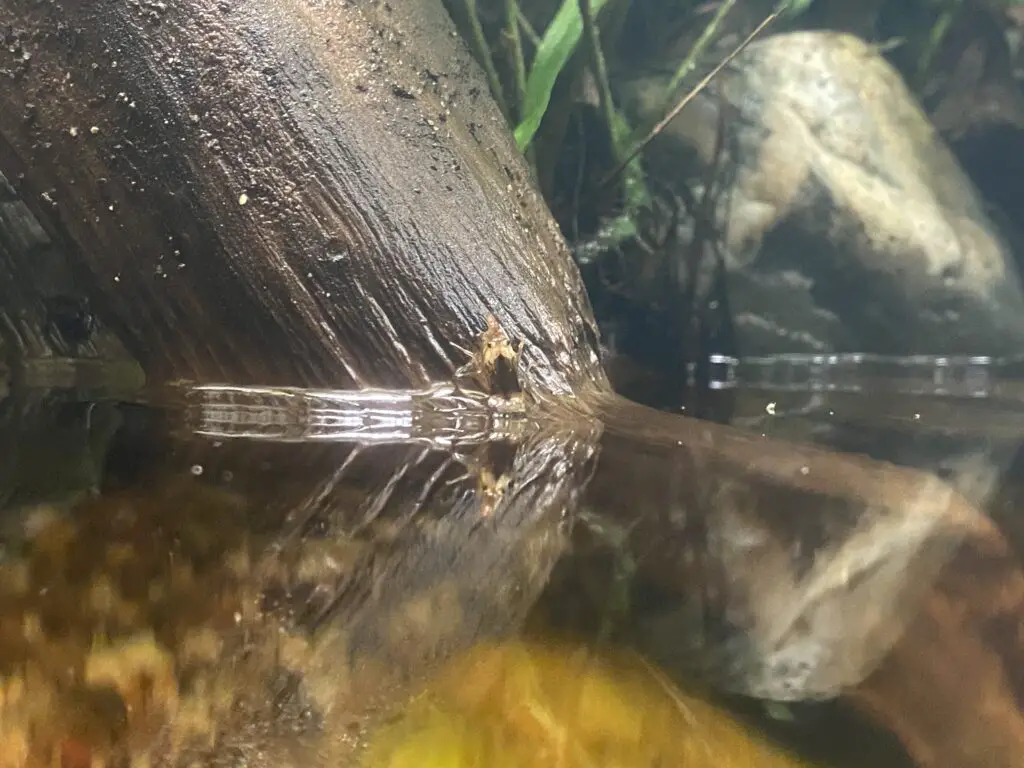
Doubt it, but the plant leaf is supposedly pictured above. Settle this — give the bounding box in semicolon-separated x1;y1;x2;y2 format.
513;0;613;151
776;0;816;16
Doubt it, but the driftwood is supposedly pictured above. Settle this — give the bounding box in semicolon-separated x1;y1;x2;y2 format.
852;528;1024;768
0;0;603;391
0;1;1020;767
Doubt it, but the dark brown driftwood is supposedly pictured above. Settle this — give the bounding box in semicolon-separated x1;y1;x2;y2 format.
851;528;1024;768
0;0;604;391
0;169;141;392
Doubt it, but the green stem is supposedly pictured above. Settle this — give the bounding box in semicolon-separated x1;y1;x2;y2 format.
465;0;510;121
917;0;961;86
578;0;621;160
504;0;528;119
602;9;777;190
664;0;738;101
516;5;542;48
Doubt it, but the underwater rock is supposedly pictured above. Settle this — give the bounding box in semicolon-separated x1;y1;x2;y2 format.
617;31;1024;357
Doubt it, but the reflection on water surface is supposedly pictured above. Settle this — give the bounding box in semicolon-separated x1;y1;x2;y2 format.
3;376;1017;767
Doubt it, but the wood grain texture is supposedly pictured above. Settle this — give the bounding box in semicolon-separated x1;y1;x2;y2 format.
0;0;605;392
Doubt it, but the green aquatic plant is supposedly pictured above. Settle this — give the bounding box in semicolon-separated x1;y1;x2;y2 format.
512;0;616;152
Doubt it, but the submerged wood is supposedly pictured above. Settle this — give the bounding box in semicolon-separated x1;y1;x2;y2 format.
0;385;964;766
0;169;143;392
0;1;1010;766
852;529;1024;768
167;382;988;704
